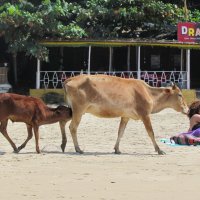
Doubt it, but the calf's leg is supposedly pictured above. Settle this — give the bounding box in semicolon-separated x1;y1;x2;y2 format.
69;113;83;154
141;115;165;155
18;124;33;152
59;121;67;152
33;125;40;153
114;117;129;154
0;119;18;153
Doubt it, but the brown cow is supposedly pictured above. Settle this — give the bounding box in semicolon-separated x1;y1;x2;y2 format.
0;93;72;153
64;74;188;155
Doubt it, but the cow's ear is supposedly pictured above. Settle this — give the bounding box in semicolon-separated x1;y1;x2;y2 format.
171;82;177;90
164;88;171;94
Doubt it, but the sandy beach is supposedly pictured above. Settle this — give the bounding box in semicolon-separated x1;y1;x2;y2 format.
0;108;199;200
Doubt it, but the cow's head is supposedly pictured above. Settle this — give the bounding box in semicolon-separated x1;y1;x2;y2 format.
165;83;188;114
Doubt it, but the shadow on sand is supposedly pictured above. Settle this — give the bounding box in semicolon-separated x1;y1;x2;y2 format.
0;151;6;155
15;150;159;157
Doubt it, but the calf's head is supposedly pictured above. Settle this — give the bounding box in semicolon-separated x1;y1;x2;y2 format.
166;84;188;114
54;105;72;119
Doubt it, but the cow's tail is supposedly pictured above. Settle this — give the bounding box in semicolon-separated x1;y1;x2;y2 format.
63;79;72;108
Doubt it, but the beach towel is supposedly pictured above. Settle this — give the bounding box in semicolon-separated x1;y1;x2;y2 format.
160;138;179;146
170;127;200;145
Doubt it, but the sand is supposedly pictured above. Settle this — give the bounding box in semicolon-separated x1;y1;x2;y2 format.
0;108;199;200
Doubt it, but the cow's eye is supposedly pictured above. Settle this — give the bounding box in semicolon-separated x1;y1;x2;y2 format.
178;94;182;97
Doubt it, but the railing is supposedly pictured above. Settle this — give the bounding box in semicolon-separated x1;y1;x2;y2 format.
39;71;187;89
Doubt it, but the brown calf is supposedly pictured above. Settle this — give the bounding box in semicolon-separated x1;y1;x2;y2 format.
0;93;72;153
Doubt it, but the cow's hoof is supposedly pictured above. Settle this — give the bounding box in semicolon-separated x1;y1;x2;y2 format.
17;146;23;152
114;150;121;154
60;143;66;153
13;148;19;153
36;149;41;154
76;150;84;154
75;147;84;154
158;149;166;155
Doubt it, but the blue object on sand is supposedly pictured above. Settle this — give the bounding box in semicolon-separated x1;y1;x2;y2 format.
160;138;182;146
160;138;200;147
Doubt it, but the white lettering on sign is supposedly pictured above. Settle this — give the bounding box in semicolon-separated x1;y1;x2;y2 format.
195;28;200;36
181;26;187;35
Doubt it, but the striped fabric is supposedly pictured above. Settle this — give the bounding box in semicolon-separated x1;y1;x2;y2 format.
170;128;200;145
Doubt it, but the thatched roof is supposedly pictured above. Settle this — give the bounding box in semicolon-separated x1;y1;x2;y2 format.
40;38;200;49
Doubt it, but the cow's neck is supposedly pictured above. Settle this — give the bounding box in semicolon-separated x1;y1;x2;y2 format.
149;87;172;113
40;107;59;123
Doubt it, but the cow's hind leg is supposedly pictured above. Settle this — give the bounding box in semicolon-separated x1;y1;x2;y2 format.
0;119;18;153
114;117;129;154
69;113;83;154
59;121;67;152
18;124;33;152
141;115;165;155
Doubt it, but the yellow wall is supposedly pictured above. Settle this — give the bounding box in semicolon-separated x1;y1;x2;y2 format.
30;89;197;106
30;89;64;97
29;89;66;104
182;89;197;106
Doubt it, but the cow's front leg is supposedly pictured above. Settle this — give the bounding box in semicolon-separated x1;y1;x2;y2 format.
114;117;129;154
18;124;33;152
33;125;40;153
141;115;165;155
69;113;83;154
0;119;18;153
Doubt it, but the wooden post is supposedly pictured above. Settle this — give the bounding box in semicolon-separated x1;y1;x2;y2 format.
109;47;113;73
184;0;188;21
87;46;91;74
59;47;64;70
137;46;141;79
12;53;18;84
36;59;41;89
180;49;183;71
127;46;130;71
186;49;190;89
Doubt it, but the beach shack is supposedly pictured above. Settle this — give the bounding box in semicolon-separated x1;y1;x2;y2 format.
35;38;199;90
32;22;200;99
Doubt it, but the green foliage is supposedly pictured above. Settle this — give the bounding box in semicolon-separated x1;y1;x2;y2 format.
0;0;199;60
190;9;200;22
76;0;186;38
0;0;86;60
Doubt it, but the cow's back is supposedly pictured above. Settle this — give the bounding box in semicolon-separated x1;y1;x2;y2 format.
64;75;151;118
0;93;47;123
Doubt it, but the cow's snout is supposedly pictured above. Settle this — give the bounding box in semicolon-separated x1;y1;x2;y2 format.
182;105;189;115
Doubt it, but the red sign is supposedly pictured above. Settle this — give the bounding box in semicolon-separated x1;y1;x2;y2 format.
177;22;200;42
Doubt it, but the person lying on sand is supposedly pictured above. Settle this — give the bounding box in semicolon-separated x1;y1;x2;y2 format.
187;100;200;131
170;100;200;145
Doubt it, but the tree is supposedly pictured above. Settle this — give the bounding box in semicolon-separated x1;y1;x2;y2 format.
161;0;200;10
0;0;200;60
0;0;86;61
77;0;186;38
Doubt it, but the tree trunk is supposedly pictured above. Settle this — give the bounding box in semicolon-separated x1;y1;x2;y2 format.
12;53;18;84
